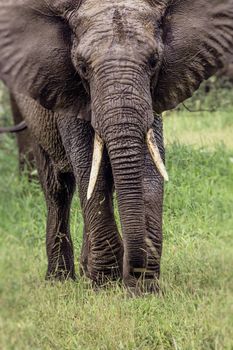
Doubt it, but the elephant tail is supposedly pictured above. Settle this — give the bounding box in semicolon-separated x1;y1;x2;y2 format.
0;120;27;134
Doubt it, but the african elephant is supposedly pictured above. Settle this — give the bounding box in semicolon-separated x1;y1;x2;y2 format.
0;0;232;293
0;93;34;173
10;94;35;172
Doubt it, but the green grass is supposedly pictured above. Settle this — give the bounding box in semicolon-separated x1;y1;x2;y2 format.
0;90;233;349
164;108;233;150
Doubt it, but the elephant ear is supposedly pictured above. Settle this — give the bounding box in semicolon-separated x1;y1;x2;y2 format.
0;0;87;117
153;0;233;113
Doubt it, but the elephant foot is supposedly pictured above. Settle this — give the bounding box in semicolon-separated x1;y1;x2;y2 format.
80;229;123;287
123;269;160;296
45;269;76;282
80;250;123;287
125;278;160;296
81;257;123;286
46;257;76;282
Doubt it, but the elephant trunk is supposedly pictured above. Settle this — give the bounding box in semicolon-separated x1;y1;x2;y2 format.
103;113;147;278
88;63;168;284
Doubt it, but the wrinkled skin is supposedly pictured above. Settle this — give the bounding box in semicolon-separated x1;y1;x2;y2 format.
0;0;232;293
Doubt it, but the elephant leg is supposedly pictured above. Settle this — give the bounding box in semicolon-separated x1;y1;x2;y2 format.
10;93;35;173
33;143;76;280
142;116;165;292
81;149;123;284
57;117;123;285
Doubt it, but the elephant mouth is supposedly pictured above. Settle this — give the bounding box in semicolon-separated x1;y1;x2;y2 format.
87;128;169;201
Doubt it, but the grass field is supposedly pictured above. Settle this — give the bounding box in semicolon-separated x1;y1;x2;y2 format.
0;87;233;349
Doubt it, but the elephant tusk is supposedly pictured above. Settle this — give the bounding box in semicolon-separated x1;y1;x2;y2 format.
0;121;27;134
87;133;104;201
146;129;169;182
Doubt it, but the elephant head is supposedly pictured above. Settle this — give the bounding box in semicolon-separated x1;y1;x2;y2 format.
0;0;233;289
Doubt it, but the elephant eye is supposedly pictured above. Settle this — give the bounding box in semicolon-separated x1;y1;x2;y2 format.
78;61;90;80
148;54;158;72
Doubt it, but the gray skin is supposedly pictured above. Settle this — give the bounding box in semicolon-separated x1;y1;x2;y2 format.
0;0;232;293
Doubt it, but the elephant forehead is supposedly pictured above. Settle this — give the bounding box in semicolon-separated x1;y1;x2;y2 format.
79;0;152;16
76;0;156;36
74;0;158;59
